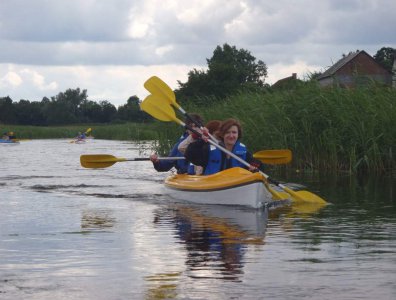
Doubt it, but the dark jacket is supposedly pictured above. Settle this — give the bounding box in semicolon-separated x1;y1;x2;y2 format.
153;133;189;174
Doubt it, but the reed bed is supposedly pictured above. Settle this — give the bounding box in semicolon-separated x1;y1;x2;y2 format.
182;84;395;174
2;84;395;174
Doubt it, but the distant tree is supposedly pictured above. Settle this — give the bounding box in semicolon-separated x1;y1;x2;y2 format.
373;47;395;73
80;100;103;123
0;96;17;124
14;99;45;125
98;100;117;123
1;89;151;126
175;43;268;101
117;96;150;122
41;88;89;125
43;100;77;125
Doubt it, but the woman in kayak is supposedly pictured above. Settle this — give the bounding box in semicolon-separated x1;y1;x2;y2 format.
184;118;263;175
149;113;204;174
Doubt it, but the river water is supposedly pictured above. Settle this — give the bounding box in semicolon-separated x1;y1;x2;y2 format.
0;139;395;300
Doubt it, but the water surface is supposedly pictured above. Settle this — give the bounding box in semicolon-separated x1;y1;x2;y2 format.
0;139;395;299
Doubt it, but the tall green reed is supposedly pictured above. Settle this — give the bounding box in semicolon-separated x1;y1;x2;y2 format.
180;83;395;174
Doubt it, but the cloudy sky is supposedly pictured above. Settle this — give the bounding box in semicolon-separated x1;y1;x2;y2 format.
1;0;395;106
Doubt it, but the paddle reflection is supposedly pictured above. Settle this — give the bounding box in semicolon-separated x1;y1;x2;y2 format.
269;202;328;234
154;204;268;281
269;201;327;219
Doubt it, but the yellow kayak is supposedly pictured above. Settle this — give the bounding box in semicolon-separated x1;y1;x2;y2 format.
164;167;289;209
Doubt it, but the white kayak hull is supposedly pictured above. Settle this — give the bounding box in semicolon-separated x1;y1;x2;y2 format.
165;181;273;208
164;167;289;209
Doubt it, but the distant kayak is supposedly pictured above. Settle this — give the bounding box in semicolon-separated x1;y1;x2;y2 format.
70;139;86;144
0;139;20;144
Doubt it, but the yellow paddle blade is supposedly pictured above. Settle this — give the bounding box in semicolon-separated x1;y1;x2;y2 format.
144;76;180;109
268;187;290;201
259;177;289;200
140;94;183;125
80;154;126;168
253;149;292;164
282;186;327;204
85;128;92;134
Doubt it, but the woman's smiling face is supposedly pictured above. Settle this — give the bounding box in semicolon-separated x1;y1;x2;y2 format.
223;125;239;147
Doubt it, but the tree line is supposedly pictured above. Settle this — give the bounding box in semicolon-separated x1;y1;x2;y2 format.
0;91;151;126
1;44;394;126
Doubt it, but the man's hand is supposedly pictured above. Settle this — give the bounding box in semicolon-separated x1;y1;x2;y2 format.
150;153;159;163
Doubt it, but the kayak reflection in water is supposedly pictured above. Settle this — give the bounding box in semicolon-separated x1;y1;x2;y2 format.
153;205;266;281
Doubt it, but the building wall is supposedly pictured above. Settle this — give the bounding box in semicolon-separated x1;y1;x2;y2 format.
337;53;391;76
319;53;392;87
318;77;333;87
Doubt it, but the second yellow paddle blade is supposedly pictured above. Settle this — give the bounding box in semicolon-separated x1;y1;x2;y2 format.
253;149;292;164
144;76;177;106
140;94;180;123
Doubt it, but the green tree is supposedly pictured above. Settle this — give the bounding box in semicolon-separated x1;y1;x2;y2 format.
0;96;17;124
80;100;103;123
117;96;150;122
99;100;117;123
373;47;395;73
176;43;268;101
41;88;89;125
14;99;46;125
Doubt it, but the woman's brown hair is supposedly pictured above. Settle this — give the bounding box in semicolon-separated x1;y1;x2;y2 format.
218;118;242;140
205;120;222;135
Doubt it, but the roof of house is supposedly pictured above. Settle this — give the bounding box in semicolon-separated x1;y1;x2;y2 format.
317;51;364;80
272;73;300;88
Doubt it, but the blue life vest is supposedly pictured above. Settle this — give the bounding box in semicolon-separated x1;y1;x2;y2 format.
203;141;247;175
187;163;195;175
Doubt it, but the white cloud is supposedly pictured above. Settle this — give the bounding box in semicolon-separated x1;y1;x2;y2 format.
0;0;395;105
0;64;197;105
0;71;22;88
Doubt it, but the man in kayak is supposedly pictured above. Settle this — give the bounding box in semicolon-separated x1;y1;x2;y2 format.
149;113;204;174
2;132;10;140
184;118;264;175
76;132;86;141
178;119;222;175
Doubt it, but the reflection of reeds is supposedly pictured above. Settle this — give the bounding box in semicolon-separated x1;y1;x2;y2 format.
81;211;116;229
144;272;181;300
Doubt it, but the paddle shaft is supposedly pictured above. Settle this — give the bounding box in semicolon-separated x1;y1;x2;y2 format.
125;157;185;161
181;108;219;143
